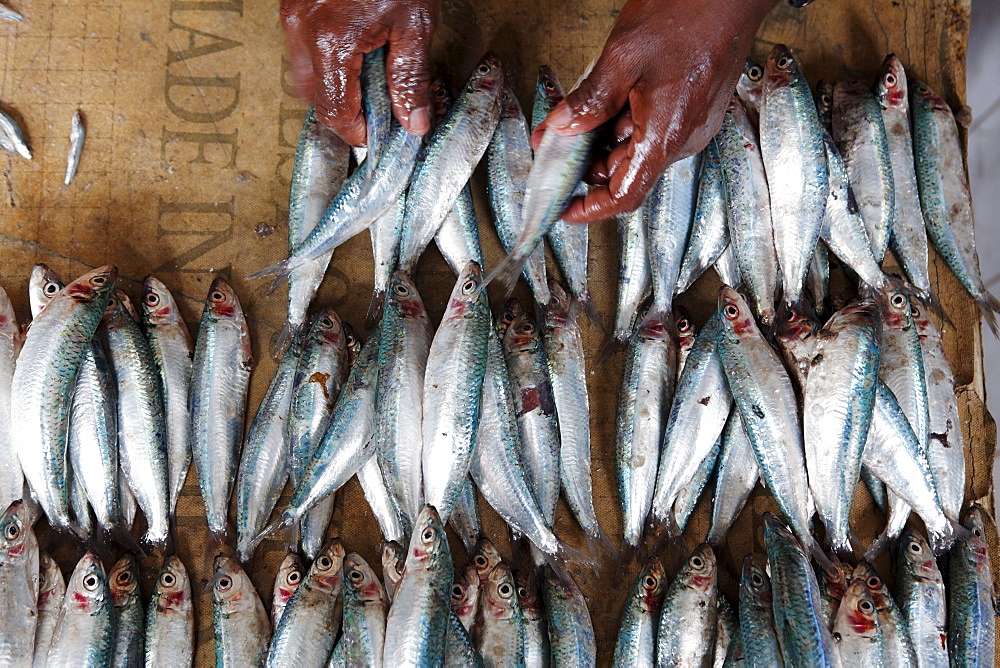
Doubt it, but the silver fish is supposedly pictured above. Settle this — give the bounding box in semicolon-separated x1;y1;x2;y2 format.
0;288;22;511
645;153;700;319
334;553;388;667
357;454;406;544
612;559;665;667
211;555;270;667
450;477;481;557
0;107;30;159
144;555;195;668
271;552;304;630
451;564;480;634
47;552;112;667
707;410;758;547
475;563;524;667
435;184;485;279
673;435;719;533
64;110;84;186
190;278;252;539
514;571;548;668
736;59;764;126
613;205;651;342
832;578;882;665
713;244;742;288
947;507;996;667
853;561;917;666
738;555;783;667
381;541;405;606
369;193;405;322
109;554;144;668
33;554;63;668
676;141;729;294
0;501;38;667
541;567;596;668
655;544;718;665
895;525;948;666
0;4;22;21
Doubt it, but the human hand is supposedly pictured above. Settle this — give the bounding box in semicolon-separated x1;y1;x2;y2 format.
537;0;777;223
281;0;439;146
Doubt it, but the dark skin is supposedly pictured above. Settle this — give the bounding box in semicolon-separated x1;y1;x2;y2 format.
281;0;778;223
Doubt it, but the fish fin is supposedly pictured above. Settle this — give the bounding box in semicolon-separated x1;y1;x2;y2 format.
245;258;293;287
272;320;299;361
594;334;623;367
917;287;952;328
577;290;604;333
928;518;972;557
365;289;386;330
548;538;597;575
975;290;1000;339
484;252;526;299
248;513;293;556
809;540;837;572
863;529;893;562
584;525;620;565
621;541;640;566
647;511;684;561
109;523;144;557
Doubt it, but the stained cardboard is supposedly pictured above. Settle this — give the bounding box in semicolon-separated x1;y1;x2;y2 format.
0;0;993;664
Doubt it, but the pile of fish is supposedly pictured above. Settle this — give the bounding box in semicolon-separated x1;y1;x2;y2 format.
612;510;995;666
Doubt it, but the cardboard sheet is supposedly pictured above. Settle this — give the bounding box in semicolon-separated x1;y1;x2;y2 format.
0;0;993;663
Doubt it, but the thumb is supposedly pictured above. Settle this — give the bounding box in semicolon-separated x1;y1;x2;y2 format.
386;7;437;136
544;51;638;135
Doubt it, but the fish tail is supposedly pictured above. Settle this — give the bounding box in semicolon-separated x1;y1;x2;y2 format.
975;290;1000;338
109;523;144;557
863;528;893;561
928;518;971;557
919;287;952;328
584;525;620;565
595;334;624;367
551;537;597;574
141;530;169;557
621;540;640;565
245;258;293;286
272;320;300;361
248;513;293;555
809;539;838;571
579;291;605;333
484;253;525;298
365;289;386;330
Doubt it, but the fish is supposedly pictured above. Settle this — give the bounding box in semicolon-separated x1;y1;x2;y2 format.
0;3;22;21
268;538;345;666
713;244;742;289
0;501;38;667
706;410;758;546
672;435;719;533
108;554;144;668
377;272;432;531
369;194;406;323
542;283;611;558
357;454;407;544
144;555;195;668
736;59;764;126
876;55;933;297
541;568;596;667
0;107;31;159
450;477;482;556
912;300;965;521
486;86;550;304
645;153;701;320
911;76;1000;333
655;544;718;664
399;54;504;272
613;204;651;342
47;551;113;667
616;314;676;551
717;288;818;558
381;541;405;606
773;301;819;395
738;555;783;667
475;563;525;667
802;300;881;554
947;507;996;667
287;306;348;559
444;609;484;668
332;553;388;667
503;311;561;531
64;110;84;185
759;44;829;306
532;65;564;131
716;97;778;325
235;340;298;561
100;289;170;547
0;288;23;512
676;141;729;294
895;525;948;666
470;538;503;586
190;278;252;539
815;553;847;630
435;184;485;279
763;514;841;667
12;265;116;533
831;77;895;261
714;597;739;668
33;554;63;668
674;308;696;375
814;80;833;131
853;561;918;666
832;577;882;665
649;311;731;537
140;277;193;521
612;559;665;667
422;263;490;523
280;107;350;357
271;552;304;630
383;506;453;666
451;564;481;634
211;555;270;667
514;571;549;668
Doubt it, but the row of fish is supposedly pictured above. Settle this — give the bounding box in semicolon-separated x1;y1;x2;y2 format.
0;104;83;184
613;510;994;667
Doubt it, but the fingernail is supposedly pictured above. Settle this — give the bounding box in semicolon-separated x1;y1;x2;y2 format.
409;106;431;135
548;103;573;129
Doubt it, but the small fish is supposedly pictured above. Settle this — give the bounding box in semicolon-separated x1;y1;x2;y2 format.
738;555;783;666
947;507;996;667
190;279;252;539
450;477;482;557
0;107;30;159
853;561;917;666
64;110;84;185
369;194;406;323
613;559;665;667
706;409;758;546
33;554;63;668
333;553;388;667
541;568;596;668
815;553;847;630
357;454;406;544
773;301;819;395
672;435;719;533
676;141;729;294
211;555;270;667
47;551;114;667
381;541;405;605
475;564;525;667
0;3;22;21
271;552;304;630
655;544;718;664
470;538;503;586
108;554;144;668
612;204;651;342
0;501;38;666
451;564;481;634
144;556;194;668
435;184;485;280
832;578;882;665
383;506;453;666
895;525;948;666
444;609;484;668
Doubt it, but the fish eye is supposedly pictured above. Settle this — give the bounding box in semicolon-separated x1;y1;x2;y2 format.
216;576;232;591
461;279;477;295
44;283;59;295
974;528;982;537
287;570;301;584
498;582;513;598
316;556;333;571
747;65;763;81
751;573;764;586
643;576;657;589
83;574;100;591
724;304;740;320
544;80;555;91
884;72;897;88
349;569;364;583
522;322;534;334
691;556;704;568
867;576;880;588
452;584;465;598
908;541;921;553
910;306;919;317
4;523;19;540
394;283;409;296
785;310;796;322
776;56;792;70
145;292;160;307
116;571;132;586
422;527;435;542
849;79;860;86
320;317;333;328
346;334;357;346
677;318;691;332
434;87;447;99
477;64;490;75
211;291;225;302
474;555;488;568
821;94;831;106
859;600;873;613
92;276;106;285
891;294;906;308
517;586;528;598
161;572;176;587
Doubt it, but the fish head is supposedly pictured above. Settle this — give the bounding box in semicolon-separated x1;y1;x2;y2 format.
719;286;758;338
64;265;117;303
637;559;666;613
0;501;33;564
308;306;344;348
381;540;405;585
109;553;140;606
898;526;939;580
679;543;717;592
762;512;801;553
444;262;485;321
815;79;833;120
495;298;523;339
408;505;450;570
638;312;670;342
103;288;139;323
141;276;185;328
308;538;345;593
853;561;891;612
344;552;386;605
673;307;696;354
429;74;453;123
212;554;255;611
909;300;933;339
840;578;879;639
498;86;524;120
468;52;504;95
740;555;772;607
877;288;913;331
154;555;191;611
909;77;951;114
205;278;242;321
342;322;362;366
816;552;847;603
273;551;304;607
503;311;542;354
29;263;65;317
67;551;109;614
763;44;797;92
876;54;908;110
471;537;503;584
961;506;992;567
544;281;575;330
484;563;519;621
38;554;65;608
513;570;543;619
451;564;481;618
775;300;818;345
737;59;764;104
388;271;428;320
535;65;565;111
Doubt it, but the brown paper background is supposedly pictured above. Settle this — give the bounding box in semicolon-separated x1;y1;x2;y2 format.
0;0;994;664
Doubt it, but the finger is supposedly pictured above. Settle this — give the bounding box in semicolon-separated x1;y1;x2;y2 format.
544;47;639;136
612;109;634;142
386;7;437;136
584;155;610;185
562;140;662;223
280;5;317;101
310;33;367;146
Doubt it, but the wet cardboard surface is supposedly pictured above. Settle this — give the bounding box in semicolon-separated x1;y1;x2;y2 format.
0;0;994;663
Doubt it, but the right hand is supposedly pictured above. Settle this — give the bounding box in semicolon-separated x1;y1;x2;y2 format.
281;0;440;146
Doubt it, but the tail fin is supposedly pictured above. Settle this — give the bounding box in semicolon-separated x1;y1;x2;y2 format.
248;513;294;557
272;320;299;361
365;289;386;331
928;518;972;557
484;252;527;299
246;257;293;285
863;528;893;561
584;525;620;565
109;523;144;557
975;290;1000;338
